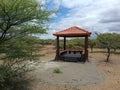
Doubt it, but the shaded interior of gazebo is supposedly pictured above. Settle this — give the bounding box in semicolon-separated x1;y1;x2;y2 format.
53;26;91;62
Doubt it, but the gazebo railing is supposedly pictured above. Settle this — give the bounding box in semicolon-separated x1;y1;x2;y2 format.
59;49;85;62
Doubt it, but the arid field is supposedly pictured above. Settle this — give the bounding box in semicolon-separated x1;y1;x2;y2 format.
25;45;120;90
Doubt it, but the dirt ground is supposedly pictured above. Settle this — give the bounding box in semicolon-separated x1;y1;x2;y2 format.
27;45;120;90
1;45;119;90
29;60;103;87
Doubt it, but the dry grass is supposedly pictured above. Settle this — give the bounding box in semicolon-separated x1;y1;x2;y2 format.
1;45;120;90
84;48;120;90
33;46;120;90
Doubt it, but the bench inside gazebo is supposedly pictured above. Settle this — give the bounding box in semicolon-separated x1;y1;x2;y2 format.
53;26;91;62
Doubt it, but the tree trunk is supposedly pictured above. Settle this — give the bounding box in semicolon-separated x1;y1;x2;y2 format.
114;48;116;52
106;47;110;62
91;46;93;53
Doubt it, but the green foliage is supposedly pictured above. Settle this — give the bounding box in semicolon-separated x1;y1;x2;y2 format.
0;0;52;90
53;68;62;74
67;38;84;48
97;33;120;49
89;39;97;52
96;33;120;62
0;0;51;43
0;37;40;90
38;39;55;45
59;38;85;49
59;43;64;49
0;62;30;90
1;37;38;61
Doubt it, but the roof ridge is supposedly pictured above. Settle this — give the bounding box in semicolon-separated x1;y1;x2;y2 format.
73;26;90;33
53;26;91;36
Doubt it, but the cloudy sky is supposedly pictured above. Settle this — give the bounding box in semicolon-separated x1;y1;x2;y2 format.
39;0;120;39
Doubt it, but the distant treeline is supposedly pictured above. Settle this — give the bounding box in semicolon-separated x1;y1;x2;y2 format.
38;33;120;52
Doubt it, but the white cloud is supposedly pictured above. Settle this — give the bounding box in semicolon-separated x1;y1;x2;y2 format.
61;0;93;8
40;0;120;39
37;0;46;5
49;13;57;18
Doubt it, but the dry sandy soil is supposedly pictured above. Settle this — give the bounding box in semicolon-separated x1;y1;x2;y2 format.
26;45;120;90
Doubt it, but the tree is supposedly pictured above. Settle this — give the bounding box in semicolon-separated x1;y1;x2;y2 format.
112;34;120;52
89;39;97;52
0;0;51;43
0;0;52;89
66;38;85;49
97;33;120;62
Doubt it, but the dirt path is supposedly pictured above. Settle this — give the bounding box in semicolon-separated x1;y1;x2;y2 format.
27;59;104;90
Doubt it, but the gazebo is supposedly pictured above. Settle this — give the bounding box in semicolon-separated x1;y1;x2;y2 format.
53;26;91;62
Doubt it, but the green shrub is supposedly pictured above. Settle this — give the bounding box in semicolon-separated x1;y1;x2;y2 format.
0;63;30;90
53;68;62;74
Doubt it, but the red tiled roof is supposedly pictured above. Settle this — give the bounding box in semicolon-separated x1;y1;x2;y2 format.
53;26;91;37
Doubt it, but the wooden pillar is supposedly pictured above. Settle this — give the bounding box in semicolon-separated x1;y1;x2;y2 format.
63;37;66;50
55;36;59;60
84;36;88;61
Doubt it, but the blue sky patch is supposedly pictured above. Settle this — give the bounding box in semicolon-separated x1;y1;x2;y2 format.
52;6;70;23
